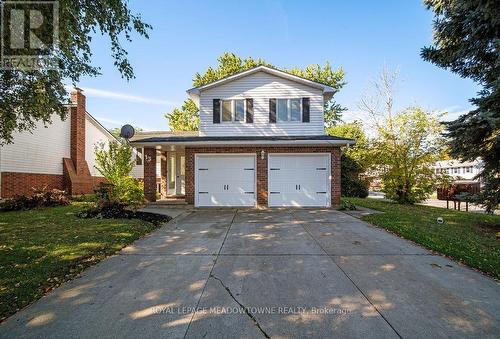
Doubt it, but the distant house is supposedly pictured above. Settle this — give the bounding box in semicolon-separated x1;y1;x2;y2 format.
431;159;482;183
0;89;146;198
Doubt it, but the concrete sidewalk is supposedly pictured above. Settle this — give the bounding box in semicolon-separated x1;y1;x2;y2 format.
1;209;499;338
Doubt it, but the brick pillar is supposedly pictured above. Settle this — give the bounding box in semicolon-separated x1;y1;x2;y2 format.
70;88;90;176
185;148;194;204
256;149;268;206
331;148;342;206
144;148;157;202
160;151;168;199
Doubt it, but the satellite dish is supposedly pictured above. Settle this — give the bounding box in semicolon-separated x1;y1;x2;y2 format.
120;124;135;139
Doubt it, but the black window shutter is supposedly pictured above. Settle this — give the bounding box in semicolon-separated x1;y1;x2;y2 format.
245;98;253;123
269;98;276;123
302;97;310;123
213;99;221;124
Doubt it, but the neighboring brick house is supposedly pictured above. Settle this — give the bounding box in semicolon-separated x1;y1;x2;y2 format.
1;89;118;198
131;66;354;207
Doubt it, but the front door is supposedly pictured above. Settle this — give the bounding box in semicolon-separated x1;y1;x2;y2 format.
167;152;185;196
176;154;185;195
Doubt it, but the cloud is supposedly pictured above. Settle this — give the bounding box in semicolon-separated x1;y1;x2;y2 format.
93;116;126;127
436;106;472;121
67;86;179;106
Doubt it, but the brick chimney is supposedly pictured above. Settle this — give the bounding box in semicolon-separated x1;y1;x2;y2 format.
70;88;90;176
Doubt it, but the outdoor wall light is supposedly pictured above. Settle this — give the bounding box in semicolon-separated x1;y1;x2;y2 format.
261;150;266;160
145;154;153;163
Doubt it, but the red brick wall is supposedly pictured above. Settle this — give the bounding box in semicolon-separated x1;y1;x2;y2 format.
1;172;64;198
0;172;106;198
184;146;342;207
143;148;157;202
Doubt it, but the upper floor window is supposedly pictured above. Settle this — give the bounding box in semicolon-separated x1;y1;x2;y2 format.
277;98;301;122
222;99;245;122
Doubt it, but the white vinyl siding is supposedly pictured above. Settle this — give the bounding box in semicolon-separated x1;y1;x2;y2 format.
85;116;115;177
199;71;324;136
0;113;71;175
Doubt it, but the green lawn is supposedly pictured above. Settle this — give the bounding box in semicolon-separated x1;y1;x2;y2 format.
346;198;500;279
0;203;159;321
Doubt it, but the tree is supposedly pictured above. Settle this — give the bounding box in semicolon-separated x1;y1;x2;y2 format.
166;52;345;130
327;121;369;197
421;0;500;212
360;68;446;204
94;141;144;205
370;107;445;204
166;99;199;131
0;1;151;144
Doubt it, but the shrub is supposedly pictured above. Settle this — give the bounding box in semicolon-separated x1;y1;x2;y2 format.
70;194;98;202
76;200;128;219
94;182;114;202
340;199;357;211
0;187;69;211
93;142;144;206
114;176;144;207
342;155;369;198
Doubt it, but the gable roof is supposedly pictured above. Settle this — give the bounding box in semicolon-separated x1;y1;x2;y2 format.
85;111;118;141
186;65;336;105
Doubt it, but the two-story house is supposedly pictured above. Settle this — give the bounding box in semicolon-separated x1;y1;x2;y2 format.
130;66;354;207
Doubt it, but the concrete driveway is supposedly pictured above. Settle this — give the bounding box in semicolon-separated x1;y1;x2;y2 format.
1;209;499;338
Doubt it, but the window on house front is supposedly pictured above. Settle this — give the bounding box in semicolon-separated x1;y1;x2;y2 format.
235;100;244;121
276;98;302;122
222;100;232;122
277;99;288;122
221;99;245;122
135;148;143;165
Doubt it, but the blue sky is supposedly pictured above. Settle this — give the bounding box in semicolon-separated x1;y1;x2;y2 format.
78;0;479;131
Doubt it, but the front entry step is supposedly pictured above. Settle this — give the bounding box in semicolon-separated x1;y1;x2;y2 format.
149;199;188;205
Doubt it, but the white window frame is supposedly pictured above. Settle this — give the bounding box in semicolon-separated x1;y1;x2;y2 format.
276;98;302;123
221;99;246;123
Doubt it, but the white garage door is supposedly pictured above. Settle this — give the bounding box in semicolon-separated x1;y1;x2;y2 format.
268;154;330;207
196;154;256;207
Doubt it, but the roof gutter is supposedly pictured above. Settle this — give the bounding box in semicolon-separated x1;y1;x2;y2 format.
130;139;355;148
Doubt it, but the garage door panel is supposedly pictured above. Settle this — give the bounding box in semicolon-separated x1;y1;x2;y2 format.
196;155;256;207
268;154;330;207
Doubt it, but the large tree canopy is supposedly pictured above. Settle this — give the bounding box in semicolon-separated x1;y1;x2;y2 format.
0;0;151;144
166;52;345;131
421;0;500;211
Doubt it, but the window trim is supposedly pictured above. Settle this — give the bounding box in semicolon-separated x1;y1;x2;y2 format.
221;99;247;123
276;98;302;123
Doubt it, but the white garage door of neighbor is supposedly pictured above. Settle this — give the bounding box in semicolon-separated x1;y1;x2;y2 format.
196;154;256;207
268;154;330;207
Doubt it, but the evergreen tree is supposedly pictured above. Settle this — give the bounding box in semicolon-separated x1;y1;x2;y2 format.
421;0;500;212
